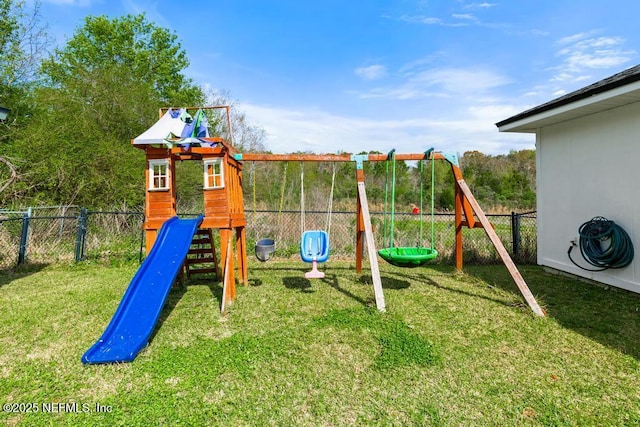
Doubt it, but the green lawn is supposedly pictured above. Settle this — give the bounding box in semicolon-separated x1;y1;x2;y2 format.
1;260;640;426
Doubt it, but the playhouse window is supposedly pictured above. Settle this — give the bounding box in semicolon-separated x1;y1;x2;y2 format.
204;159;224;189
148;159;170;191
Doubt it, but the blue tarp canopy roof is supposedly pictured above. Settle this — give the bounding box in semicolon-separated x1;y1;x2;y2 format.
133;108;215;147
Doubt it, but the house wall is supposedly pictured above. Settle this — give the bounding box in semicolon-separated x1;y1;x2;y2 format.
537;101;640;292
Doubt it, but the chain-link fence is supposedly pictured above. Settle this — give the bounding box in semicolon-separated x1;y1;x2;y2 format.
0;207;145;268
247;210;537;265
0;207;537;269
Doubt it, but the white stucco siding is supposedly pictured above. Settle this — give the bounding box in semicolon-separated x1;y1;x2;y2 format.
537;101;639;292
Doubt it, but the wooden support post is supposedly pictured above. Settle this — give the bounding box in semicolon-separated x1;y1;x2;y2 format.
451;164;476;228
236;226;248;286
461;195;475;228
220;229;236;312
355;188;365;274
211;232;220;277
454;181;464;271
455;178;545;317
144;229;156;255
356;182;386;312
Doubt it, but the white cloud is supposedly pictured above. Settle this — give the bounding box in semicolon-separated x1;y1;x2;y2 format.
411;68;510;93
552;33;635;80
354;65;388;81
399;2;498;28
463;2;497;9
452;13;475;21
353;67;511;100
121;0;171;28
42;0;92;5
526;31;638;101
557;32;593;46
240;102;533;157
399;14;473;27
400;15;444;25
397;53;446;74
530;29;550;37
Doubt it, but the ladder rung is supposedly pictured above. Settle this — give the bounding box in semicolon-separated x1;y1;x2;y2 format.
185;228;217;278
186;268;217;277
191;237;211;245
185;255;215;262
186;256;214;261
187;253;215;258
188;248;215;255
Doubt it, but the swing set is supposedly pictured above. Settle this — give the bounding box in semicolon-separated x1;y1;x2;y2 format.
236;149;545;317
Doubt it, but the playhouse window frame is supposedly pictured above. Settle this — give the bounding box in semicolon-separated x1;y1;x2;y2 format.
148;159;170;191
204;158;225;190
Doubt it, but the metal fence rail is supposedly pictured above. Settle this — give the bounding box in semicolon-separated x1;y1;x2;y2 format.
0;207;537;268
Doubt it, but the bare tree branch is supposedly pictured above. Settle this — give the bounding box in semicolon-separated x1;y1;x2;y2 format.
0;156;17;194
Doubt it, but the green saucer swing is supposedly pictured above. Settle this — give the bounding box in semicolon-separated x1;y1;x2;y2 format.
378;148;438;268
378;246;438;268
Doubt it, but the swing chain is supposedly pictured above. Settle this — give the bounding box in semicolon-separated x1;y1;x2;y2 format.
382;148;436;251
278;162;288;242
300;162;337;237
300;162;304;235
250;163;257;237
325;163;337;240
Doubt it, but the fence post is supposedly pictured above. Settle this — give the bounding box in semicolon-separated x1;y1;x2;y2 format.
59;205;66;237
17;207;32;265
139;213;146;264
511;211;521;258
75;207;88;262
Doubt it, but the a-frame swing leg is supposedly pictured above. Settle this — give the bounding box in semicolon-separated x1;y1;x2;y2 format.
356;181;386;312
455;178;545;317
356;186;365;273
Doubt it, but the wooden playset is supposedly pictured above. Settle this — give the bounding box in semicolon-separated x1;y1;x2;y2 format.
133;106;545;317
132;106;247;311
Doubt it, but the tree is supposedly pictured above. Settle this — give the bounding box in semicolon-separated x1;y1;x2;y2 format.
205;89;267;153
41;14;202;105
459;149;536;210
4;14;205;207
0;0;49;108
0;0;50;197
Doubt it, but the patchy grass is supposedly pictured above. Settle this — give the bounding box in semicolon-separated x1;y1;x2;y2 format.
1;260;640;425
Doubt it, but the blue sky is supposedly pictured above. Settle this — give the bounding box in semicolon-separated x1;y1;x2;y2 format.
40;0;640;155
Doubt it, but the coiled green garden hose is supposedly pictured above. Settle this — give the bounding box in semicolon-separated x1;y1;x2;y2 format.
568;216;634;271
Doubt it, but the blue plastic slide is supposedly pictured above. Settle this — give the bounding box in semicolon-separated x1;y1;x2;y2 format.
82;215;204;364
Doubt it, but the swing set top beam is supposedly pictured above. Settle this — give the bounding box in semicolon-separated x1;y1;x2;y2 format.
234;152;449;163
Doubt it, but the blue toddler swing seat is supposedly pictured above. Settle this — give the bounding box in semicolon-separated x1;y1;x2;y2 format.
299;163;336;279
300;230;330;279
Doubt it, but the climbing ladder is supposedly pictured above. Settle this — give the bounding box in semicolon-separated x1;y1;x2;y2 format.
184;229;218;279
